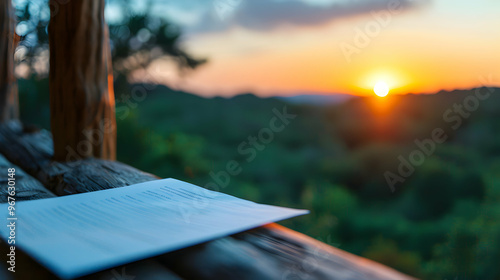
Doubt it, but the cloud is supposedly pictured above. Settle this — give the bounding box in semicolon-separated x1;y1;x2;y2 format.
236;0;414;29
184;0;427;34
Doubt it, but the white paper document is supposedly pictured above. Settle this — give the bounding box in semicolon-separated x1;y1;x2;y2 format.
0;178;308;279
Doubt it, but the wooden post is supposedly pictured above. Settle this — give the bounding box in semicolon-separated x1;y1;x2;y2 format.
48;0;116;161
0;0;19;122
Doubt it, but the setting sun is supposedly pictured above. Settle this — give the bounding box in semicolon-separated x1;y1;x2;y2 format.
374;81;389;97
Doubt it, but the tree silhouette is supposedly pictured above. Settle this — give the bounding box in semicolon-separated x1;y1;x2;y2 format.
13;0;206;79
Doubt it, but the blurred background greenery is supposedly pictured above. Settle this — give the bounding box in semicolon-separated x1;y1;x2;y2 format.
13;0;500;279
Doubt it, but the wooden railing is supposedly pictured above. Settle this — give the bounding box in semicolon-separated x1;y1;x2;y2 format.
0;0;416;279
0;120;415;280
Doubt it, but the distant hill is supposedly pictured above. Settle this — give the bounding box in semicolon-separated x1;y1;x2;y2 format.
135;86;356;106
276;93;356;105
16;77;500;279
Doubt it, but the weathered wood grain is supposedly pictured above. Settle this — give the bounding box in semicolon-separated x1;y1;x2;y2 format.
0;154;55;203
157;224;415;280
0;121;155;195
0;121;416;280
238;224;415;280
48;0;116;161
79;260;182;280
0;0;19;122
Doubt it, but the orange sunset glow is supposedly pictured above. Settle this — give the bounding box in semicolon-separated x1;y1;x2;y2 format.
130;0;500;98
8;0;500;279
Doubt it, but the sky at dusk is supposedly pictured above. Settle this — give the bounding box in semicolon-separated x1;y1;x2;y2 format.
107;0;500;97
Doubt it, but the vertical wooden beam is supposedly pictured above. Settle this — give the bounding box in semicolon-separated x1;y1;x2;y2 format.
48;0;116;161
0;0;19;122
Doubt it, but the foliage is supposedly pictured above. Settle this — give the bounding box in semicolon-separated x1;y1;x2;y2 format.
19;81;500;279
